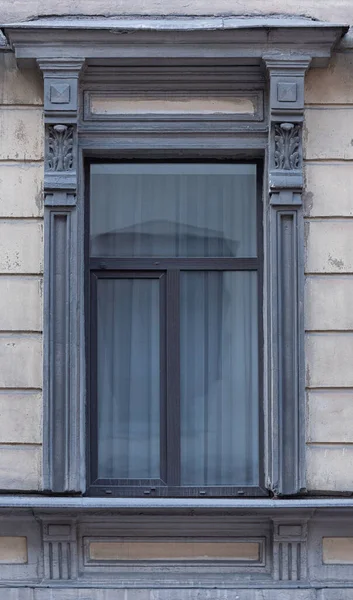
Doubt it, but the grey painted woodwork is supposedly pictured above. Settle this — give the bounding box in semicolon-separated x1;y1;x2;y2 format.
3;17;347;68
265;56;310;496
2;18;346;497
40;59;85;493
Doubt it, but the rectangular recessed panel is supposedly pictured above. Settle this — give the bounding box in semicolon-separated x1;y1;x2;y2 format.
90;95;256;116
0;537;27;564
47;525;71;537
278;525;302;537
89;540;260;562
323;538;353;564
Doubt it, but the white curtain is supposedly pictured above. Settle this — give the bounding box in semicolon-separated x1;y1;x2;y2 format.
92;164;259;484
90;163;257;259
180;271;258;486
97;278;160;479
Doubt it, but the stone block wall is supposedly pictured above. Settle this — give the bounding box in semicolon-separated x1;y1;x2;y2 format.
0;53;43;490
305;47;353;491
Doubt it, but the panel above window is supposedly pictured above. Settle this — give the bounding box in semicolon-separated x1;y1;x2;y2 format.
85;90;264;122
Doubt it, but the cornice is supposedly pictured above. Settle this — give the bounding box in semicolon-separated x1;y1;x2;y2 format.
1;15;349;30
1;16;348;68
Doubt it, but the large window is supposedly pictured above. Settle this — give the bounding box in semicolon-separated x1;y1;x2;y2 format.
88;162;264;496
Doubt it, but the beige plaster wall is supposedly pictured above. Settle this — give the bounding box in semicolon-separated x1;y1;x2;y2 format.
0;53;43;490
304;49;353;491
1;0;353;24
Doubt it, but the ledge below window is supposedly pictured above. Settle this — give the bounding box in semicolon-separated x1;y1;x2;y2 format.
0;496;353;510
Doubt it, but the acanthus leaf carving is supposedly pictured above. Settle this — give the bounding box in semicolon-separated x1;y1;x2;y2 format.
274;122;301;171
47;124;74;172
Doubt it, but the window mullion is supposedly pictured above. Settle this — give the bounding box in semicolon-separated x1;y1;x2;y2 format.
166;269;181;487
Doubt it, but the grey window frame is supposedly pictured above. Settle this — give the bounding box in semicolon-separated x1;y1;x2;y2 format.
3;16;347;499
87;158;266;498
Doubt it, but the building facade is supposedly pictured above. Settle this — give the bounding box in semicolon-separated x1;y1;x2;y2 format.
1;1;353;598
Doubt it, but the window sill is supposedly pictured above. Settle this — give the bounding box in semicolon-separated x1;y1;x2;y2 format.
0;495;353;510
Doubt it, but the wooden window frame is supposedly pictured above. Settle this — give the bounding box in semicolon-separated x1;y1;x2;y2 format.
86;159;266;498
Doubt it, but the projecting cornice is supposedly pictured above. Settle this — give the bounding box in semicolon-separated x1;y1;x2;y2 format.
1;16;348;68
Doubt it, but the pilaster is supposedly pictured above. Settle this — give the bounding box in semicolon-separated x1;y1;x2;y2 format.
264;55;310;496
38;58;85;493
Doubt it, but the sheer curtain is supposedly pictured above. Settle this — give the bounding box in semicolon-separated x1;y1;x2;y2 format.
97;278;160;479
91;164;259;483
180;271;258;486
90;164;256;259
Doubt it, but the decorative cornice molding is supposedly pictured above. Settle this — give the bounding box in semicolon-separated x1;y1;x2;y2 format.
2;17;347;68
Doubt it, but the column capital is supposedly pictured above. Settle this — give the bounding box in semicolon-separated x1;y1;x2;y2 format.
38;59;84;192
264;54;310;195
37;58;85;119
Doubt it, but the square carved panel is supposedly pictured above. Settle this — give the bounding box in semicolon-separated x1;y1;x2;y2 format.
277;82;297;103
50;83;71;104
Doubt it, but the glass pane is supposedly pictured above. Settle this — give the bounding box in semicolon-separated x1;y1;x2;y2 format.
180;271;259;486
90;163;257;258
96;278;160;479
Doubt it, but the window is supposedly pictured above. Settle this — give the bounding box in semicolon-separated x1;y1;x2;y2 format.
88;161;264;497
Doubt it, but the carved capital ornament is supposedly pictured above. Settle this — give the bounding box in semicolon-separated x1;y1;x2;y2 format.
47;124;74;172
274;122;301;171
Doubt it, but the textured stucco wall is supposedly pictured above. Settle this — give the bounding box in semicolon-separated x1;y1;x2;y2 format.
304;45;353;491
0;53;43;490
1;0;353;24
